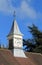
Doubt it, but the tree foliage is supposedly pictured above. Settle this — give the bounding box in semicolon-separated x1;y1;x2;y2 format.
23;24;42;54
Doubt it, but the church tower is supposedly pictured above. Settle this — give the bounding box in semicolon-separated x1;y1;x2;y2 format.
7;12;26;58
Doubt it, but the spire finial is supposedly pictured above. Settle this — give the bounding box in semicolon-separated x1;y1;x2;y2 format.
13;10;16;20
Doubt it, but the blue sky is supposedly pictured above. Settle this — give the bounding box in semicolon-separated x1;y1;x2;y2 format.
0;0;42;47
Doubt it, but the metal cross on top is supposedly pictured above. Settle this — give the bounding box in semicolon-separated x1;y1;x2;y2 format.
13;11;16;20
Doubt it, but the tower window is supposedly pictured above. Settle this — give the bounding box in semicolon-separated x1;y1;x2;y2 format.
9;39;14;49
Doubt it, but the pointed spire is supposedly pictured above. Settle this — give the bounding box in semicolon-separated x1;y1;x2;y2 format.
7;11;23;36
14;20;22;35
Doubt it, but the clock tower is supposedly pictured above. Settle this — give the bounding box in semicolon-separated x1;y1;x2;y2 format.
7;12;26;58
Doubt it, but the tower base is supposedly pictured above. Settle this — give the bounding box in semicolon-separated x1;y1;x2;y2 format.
13;48;27;58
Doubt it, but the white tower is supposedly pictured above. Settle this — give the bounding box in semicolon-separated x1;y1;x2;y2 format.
7;12;26;58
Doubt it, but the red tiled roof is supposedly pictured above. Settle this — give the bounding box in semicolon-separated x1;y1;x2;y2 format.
0;49;42;65
25;52;42;65
15;57;36;65
0;49;20;65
